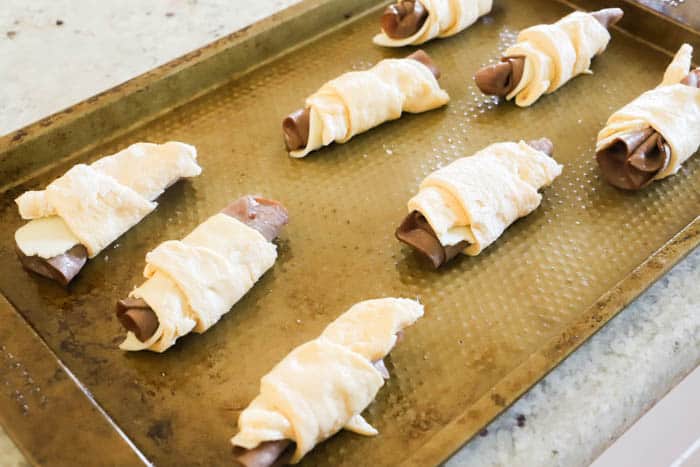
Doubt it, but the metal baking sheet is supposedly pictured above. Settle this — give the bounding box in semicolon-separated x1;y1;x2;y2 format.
635;0;700;31
0;0;698;465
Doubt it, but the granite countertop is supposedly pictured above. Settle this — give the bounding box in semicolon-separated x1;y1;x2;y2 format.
1;1;698;466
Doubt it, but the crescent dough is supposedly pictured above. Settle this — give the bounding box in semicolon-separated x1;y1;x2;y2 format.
291;58;449;158
505;11;612;107
120;214;278;352
373;0;493;47
231;298;424;463
14;142;201;258
408;141;562;255
596;44;700;179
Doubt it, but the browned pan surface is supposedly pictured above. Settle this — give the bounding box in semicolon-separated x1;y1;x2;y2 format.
0;0;698;465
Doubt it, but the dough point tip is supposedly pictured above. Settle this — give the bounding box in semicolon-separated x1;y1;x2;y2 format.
527;138;554;156
591;8;624;29
407;49;441;79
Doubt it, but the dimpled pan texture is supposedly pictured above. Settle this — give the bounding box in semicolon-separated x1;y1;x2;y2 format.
0;0;699;465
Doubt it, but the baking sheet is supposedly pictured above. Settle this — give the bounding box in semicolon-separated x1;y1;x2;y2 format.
0;0;698;465
635;0;700;30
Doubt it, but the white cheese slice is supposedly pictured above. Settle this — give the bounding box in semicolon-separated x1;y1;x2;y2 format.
14;216;80;259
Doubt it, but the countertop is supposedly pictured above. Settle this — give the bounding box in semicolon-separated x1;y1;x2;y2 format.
1;1;698;466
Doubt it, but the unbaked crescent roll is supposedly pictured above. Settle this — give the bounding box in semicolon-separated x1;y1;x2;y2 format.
374;0;493;47
14;142;201;285
397;139;562;267
283;50;449;157
474;9;623;107
231;298;424;466
117;196;289;352
596;44;700;189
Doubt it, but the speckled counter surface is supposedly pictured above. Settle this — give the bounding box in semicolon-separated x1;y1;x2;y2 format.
0;1;698;466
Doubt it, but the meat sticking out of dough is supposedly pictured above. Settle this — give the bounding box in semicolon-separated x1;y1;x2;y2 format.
119;214;278;353
231;298;424;464
374;0;494;47
597;44;700;180
408;141;562;255
14;142;201;258
291;57;449;157
504;11;613;107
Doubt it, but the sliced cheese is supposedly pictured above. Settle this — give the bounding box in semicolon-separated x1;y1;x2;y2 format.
14;141;202;259
14;216;80;259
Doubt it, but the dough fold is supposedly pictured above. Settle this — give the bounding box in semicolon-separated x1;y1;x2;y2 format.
597;44;700;179
292;58;449;157
14;142;201;258
505;11;611;107
231;298;424;463
120;214;277;352
373;0;493;47
408;141;562;255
